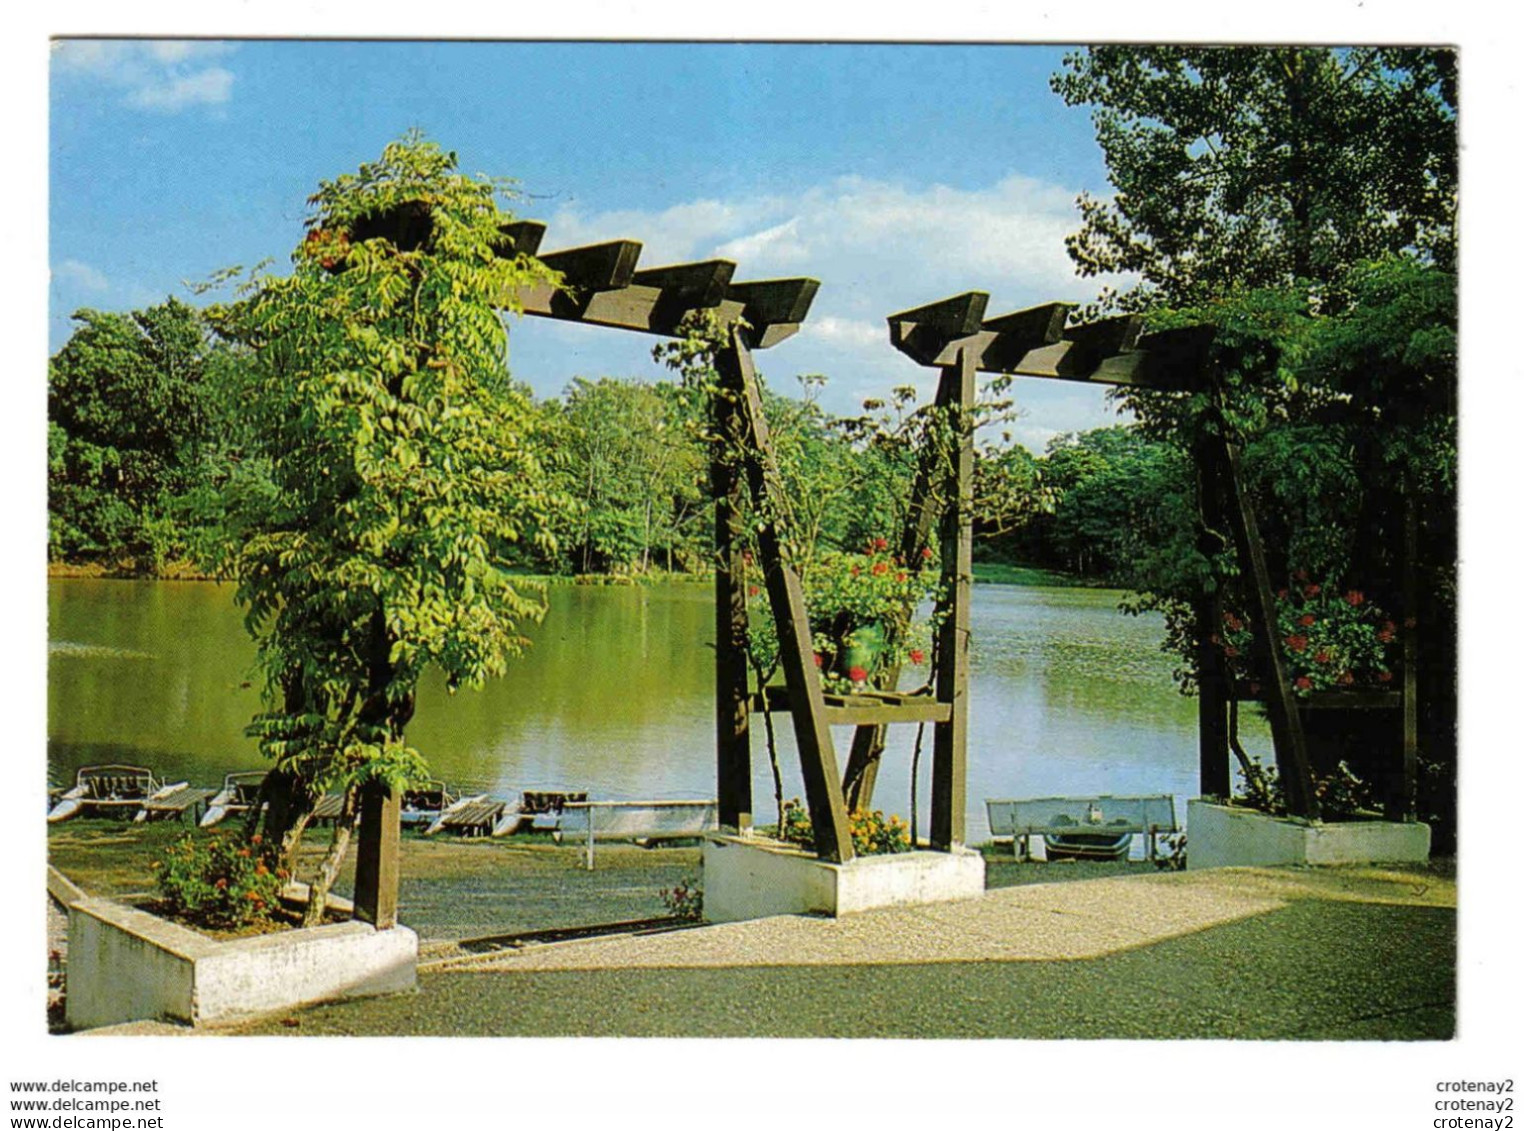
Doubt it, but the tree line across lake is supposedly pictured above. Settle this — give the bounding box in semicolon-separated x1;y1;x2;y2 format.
45;294;1166;585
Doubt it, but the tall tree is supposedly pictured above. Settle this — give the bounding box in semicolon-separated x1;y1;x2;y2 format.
209;134;564;919
48;298;219;566
556;376;706;574
1051;46;1456;308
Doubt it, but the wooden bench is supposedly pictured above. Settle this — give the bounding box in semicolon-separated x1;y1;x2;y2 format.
985;795;1179;862
135;785;216;824
562;800;718;870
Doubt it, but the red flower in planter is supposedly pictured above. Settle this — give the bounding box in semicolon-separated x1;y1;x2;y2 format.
1295;676;1313;691
1345;590;1365;606
921;547;933;561
873;538;889;551
215;877;229;890
1298;614;1316;627
1277;588;1290;600
747;585;760;598
1304;583;1321;598
1222;612;1243;632
1285;634;1309;653
872;561;888;576
1337;671;1355;686
812;653;823;668
1377;670;1394;683
848;666;868;683
909;649;926;664
1314;650;1331;664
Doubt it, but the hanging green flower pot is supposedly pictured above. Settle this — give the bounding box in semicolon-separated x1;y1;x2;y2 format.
838;620;887;688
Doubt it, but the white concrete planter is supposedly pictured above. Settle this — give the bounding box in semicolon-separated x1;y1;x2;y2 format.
65;897;417;1031
1186;798;1431;870
702;834;985;923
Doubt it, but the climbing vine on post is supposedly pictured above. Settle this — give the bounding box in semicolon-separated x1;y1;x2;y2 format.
208;133;565;923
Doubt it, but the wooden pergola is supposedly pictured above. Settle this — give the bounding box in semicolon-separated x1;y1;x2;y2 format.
352;219;824;921
881;288;1420;829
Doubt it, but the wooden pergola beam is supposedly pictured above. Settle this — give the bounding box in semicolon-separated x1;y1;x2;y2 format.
496;220;548;258
538;239;644;293
886;291;1217;391
632;259;738;307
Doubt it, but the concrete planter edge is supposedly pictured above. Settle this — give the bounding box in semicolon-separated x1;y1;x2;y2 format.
63;895;417;1032
1185;798;1430;870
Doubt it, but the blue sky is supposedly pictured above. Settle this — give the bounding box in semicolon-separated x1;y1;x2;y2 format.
50;40;1132;452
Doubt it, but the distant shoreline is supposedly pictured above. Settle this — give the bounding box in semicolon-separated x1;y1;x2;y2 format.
47;559;1091;589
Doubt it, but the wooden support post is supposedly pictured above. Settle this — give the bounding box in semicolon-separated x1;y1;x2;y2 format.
842;724;886;814
841;365;956;812
353;781;401;929
930;345;976;850
1398;487;1420;822
1193;437;1232;800
720;328;855;863
1218;440;1321;821
1196;593;1232;799
712;371;753;833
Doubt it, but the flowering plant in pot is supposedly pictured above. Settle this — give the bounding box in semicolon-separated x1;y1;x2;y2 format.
746;538;940;693
1218;574;1401;698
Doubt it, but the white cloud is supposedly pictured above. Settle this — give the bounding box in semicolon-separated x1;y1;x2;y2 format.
806;315;883;350
125;67;233;111
53;259;109;292
52;40;235;112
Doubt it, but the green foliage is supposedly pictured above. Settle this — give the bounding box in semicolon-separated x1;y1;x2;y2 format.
1051;46;1456;309
746;540;939;692
779;798;912;856
48;298;227;567
1235;759;1377;822
151;832;285;929
551;376;708;574
206;132;567;817
1220;581;1399;696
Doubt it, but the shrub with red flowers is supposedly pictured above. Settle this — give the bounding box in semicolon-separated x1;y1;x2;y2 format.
747;539;940;693
151;832;286;930
1219;577;1399;697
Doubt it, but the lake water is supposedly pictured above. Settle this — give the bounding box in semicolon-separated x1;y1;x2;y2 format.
47;579;1267;843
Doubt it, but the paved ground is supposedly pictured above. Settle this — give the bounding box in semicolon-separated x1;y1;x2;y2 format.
224;863;1455;1040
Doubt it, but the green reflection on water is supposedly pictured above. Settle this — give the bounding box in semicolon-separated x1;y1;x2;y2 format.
48;579;1267;840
